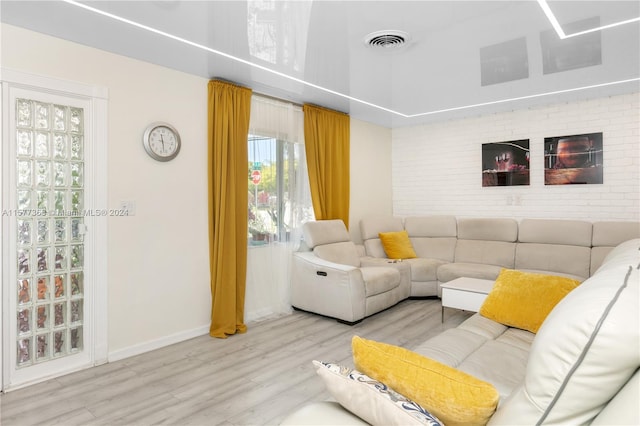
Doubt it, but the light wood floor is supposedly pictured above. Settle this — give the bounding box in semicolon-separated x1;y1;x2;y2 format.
0;299;471;426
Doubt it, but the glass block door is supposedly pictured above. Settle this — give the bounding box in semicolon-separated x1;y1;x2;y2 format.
15;98;86;367
4;90;94;388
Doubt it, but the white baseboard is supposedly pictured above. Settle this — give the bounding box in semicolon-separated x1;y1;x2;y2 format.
245;307;278;323
107;309;294;363
107;324;210;362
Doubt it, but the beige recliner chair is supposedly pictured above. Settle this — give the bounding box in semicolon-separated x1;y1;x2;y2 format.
291;219;410;324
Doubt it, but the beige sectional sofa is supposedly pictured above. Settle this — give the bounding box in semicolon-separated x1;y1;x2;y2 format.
360;215;639;297
291;215;638;324
282;237;640;425
291;219;411;324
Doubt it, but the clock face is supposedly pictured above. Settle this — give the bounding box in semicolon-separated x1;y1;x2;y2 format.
143;123;181;161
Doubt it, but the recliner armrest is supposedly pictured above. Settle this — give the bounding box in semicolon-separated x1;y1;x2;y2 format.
291;252;367;322
294;251;359;272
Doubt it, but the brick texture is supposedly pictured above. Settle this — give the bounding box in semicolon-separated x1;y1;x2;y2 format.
392;93;640;221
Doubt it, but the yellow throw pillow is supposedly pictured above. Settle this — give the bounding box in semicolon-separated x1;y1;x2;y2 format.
479;269;581;333
352;336;499;426
378;230;417;259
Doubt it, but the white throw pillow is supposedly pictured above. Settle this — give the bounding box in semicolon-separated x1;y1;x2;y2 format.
313;360;443;426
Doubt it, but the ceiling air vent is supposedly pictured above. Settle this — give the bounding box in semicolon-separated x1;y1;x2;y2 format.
364;30;410;50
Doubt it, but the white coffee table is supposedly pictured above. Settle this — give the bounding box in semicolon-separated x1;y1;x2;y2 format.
440;277;495;321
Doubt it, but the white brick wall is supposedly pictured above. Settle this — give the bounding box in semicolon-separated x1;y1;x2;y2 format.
392;93;640;221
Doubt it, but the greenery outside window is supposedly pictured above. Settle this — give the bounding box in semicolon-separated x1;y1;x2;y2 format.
248;135;313;245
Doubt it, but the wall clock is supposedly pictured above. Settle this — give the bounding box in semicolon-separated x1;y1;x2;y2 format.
143;122;181;161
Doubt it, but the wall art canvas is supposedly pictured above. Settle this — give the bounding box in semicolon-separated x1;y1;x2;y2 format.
544;132;603;185
482;139;530;187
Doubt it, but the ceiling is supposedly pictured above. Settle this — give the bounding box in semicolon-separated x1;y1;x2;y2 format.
1;0;639;128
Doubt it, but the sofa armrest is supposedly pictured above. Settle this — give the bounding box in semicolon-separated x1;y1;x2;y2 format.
294;251;360;272
360;256;395;267
291;252;367;322
590;369;639;425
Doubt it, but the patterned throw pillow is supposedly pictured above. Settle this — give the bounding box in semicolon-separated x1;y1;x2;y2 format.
352;337;499;426
313;360;443;426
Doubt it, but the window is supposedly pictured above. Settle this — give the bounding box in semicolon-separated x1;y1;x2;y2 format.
247;96;313;246
248;135;313;245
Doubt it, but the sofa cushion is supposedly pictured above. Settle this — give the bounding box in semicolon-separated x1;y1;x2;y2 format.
514;243;590;279
413;328;492;367
479;269;580;333
456;336;530;400
414;315;532;401
404;258;445;282
379;230;417;259
360;215;405;240
591;221;640;274
360;267;401;296
452;218;518;272
303;219;352;248
403;216;457;262
513;268;585;282
404;215;457;238
360;216;405;258
314;241;361;267
489;238;640;425
515;219;593;279
592;221;640;247
518;218;592;247
352;336;499;426
437;262;503;283
312;361;443;426
362;240;388;259
599;238;640;271
411;238;457;262
456;313;510;340
590;247;613;277
457;218;518;242
454;240;516;268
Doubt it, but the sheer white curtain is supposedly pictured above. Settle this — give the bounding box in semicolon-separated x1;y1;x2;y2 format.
244;95;313;322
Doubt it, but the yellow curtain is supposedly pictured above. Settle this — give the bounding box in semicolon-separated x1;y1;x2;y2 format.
207;80;252;338
303;104;350;228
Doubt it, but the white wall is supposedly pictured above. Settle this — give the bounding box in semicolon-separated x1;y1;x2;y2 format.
1;24;393;358
349;119;393;243
392;93;640;222
2;24;211;357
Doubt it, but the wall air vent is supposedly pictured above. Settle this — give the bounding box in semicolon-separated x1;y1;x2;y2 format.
364;30;410;50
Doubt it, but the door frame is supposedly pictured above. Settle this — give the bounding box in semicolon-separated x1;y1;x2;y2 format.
1;68;109;391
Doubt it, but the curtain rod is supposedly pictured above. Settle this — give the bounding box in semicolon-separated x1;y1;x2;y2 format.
212;77;331;111
254;92;348;116
253;91;304;108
